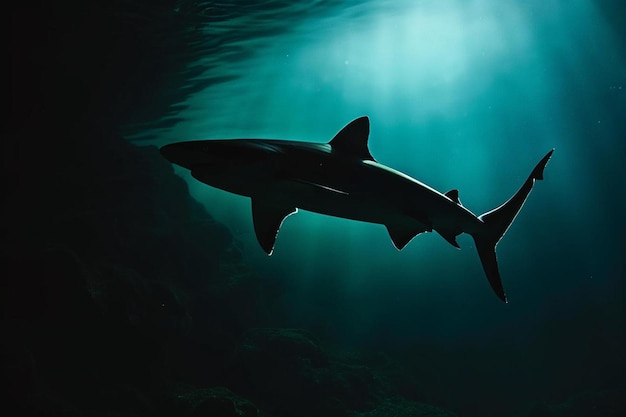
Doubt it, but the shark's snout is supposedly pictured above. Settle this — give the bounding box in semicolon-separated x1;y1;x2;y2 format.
161;139;281;171
159;143;178;163
160;142;208;169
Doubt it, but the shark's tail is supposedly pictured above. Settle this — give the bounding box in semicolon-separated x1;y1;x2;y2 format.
472;150;554;303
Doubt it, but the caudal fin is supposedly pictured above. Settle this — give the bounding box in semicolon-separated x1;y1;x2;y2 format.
472;150;554;303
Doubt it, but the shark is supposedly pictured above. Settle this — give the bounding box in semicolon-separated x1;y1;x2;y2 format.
160;116;553;302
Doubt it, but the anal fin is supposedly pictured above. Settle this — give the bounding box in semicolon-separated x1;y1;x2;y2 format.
436;229;461;248
252;199;297;255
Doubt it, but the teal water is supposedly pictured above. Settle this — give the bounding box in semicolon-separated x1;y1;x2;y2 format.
131;0;624;348
8;0;622;416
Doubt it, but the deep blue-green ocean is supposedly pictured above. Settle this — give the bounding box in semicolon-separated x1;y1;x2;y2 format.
6;1;625;416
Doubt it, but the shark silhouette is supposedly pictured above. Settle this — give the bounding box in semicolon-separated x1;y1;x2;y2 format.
161;116;553;302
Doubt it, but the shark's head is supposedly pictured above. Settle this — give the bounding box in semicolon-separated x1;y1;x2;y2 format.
160;140;283;170
160;139;285;196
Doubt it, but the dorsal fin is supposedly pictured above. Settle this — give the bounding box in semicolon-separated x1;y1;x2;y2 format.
329;116;375;161
445;189;462;205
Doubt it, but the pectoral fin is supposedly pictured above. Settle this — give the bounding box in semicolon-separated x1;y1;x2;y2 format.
386;224;428;250
252;199;297;255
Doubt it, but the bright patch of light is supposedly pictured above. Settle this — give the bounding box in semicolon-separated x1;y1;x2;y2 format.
288;0;529;120
162;0;533;141
169;0;539;271
147;0;625;321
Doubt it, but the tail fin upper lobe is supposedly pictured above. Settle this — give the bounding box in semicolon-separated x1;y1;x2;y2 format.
473;150;554;303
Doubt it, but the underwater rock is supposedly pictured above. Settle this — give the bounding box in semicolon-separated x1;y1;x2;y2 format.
228;327;458;417
173;386;259;417
354;396;458;417
2;247;102;414
2;247;164;415
237;327;328;367
525;402;559;417
230;327;345;416
520;387;626;417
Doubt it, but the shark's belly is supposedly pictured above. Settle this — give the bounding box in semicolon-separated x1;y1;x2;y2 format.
263;178;409;225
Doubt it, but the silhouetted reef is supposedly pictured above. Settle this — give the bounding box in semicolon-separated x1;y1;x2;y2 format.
1;128;461;416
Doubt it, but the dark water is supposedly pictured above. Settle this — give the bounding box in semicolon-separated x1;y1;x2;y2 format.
7;1;625;416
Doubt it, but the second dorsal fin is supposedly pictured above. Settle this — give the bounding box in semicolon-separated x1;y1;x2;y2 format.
329;116;374;161
445;189;462;205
